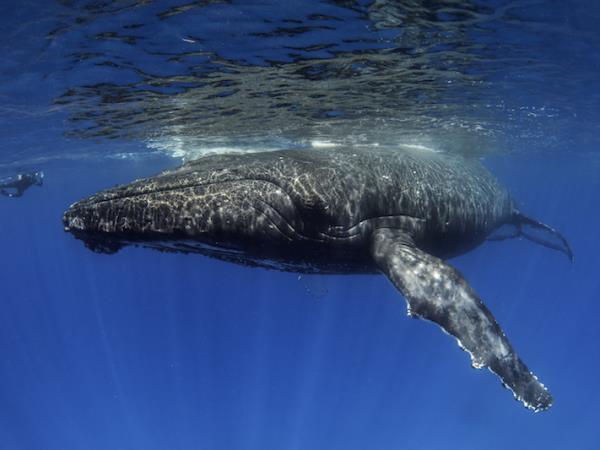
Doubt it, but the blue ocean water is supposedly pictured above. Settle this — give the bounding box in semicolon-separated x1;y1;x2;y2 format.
1;1;599;449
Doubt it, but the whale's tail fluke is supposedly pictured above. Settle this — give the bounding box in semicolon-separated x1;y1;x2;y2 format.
513;211;574;262
490;211;574;262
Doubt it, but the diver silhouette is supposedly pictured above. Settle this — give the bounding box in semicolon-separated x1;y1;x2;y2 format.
0;171;44;198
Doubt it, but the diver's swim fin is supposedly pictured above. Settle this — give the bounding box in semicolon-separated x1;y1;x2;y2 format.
370;228;553;412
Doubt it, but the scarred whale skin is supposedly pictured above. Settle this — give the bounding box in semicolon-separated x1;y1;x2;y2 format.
63;146;572;412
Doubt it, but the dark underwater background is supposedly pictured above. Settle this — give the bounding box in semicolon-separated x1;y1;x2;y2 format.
1;1;599;449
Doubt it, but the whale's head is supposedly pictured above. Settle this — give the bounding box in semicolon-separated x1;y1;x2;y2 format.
62;166;302;255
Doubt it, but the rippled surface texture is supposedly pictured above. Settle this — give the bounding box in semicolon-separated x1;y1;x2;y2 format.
1;0;600;164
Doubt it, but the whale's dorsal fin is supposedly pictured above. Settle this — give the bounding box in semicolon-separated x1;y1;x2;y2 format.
370;228;553;412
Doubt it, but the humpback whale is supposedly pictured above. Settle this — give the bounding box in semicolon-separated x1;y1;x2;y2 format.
63;147;572;412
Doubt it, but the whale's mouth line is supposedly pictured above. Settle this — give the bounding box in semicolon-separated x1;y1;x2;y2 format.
75;177;287;206
63;177;307;240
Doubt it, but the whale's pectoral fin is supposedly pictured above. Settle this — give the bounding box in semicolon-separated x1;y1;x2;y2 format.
370;228;552;412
